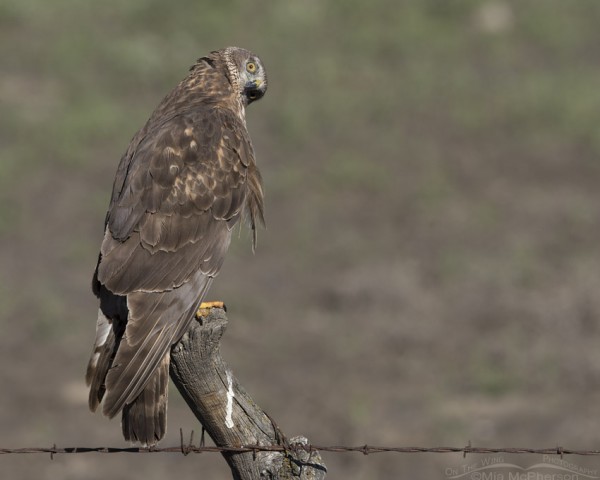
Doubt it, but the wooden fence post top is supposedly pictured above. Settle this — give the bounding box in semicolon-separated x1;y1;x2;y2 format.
170;307;327;479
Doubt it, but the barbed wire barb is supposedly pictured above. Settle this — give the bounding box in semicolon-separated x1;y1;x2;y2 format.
463;440;471;458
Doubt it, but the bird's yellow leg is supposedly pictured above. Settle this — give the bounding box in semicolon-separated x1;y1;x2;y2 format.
196;301;226;318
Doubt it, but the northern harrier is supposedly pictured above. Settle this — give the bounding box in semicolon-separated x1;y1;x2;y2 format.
85;47;267;445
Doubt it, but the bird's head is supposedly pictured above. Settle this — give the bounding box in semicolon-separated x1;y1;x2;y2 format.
222;47;267;106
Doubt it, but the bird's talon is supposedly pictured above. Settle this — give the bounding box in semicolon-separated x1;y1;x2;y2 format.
196;301;226;318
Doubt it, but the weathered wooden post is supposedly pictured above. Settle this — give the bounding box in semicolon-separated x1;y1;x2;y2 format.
169;307;327;479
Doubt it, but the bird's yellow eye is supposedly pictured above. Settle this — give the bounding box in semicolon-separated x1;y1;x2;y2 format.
246;62;257;73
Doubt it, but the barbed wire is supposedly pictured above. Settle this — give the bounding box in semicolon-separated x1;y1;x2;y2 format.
2;442;600;458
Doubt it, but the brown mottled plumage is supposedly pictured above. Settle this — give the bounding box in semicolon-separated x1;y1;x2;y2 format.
85;47;267;446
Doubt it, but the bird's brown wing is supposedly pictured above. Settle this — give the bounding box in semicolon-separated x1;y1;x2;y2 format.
95;106;257;418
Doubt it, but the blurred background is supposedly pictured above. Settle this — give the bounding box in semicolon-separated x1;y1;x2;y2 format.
2;1;600;478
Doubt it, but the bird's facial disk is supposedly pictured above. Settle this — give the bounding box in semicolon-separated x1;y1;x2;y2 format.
241;57;267;104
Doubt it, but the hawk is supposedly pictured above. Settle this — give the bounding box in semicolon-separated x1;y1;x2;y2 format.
85;47;267;446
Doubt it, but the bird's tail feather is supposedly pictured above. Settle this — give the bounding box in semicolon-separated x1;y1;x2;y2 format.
121;353;170;446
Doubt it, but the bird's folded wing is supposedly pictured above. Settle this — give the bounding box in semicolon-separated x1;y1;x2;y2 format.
95;107;257;416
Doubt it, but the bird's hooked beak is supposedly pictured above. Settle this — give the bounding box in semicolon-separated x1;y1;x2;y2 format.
243;79;266;103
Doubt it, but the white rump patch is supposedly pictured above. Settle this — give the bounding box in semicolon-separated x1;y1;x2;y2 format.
94;309;111;348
